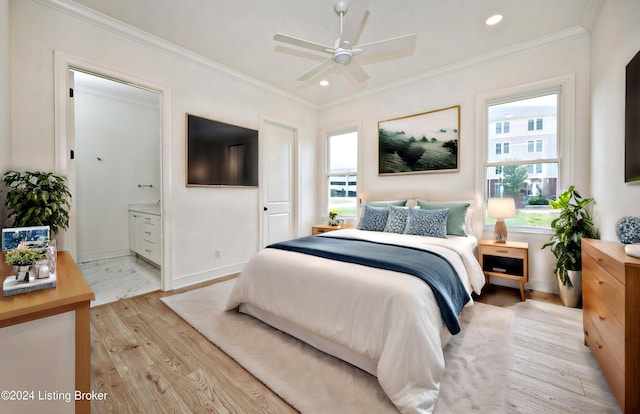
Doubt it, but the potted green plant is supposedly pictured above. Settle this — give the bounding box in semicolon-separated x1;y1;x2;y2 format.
542;185;597;307
2;171;72;234
5;248;45;283
328;210;339;226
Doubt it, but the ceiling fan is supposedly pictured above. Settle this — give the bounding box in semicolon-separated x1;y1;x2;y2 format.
273;0;417;83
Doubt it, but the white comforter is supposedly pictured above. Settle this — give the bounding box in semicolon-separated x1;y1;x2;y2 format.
225;229;485;413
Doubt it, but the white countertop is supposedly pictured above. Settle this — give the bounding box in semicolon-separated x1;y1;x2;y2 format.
128;203;161;216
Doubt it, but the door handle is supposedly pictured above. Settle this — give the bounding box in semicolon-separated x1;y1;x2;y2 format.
263;207;268;211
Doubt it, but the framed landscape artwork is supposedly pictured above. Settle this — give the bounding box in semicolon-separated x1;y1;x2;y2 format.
378;105;460;175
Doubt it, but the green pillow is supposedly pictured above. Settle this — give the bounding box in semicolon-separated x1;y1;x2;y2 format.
416;200;470;236
366;200;407;208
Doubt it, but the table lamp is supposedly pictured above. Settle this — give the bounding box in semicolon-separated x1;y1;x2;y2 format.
487;198;516;243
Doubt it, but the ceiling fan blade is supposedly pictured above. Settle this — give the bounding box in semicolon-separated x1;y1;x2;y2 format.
356;34;417;55
340;0;370;46
297;58;334;82
274;33;334;54
345;60;369;83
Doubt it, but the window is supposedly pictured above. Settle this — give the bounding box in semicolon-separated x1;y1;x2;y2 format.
327;131;358;218
528;140;543;152
495;121;510;134
495;143;502;154
485;92;560;229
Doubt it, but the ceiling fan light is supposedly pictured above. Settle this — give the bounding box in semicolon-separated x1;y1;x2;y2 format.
485;14;503;26
333;49;352;64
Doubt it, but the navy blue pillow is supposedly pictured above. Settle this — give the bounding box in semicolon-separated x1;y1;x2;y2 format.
404;208;450;238
384;205;410;233
358;204;389;232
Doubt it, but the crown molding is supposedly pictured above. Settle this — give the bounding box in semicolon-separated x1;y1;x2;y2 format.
35;0;317;109
36;0;592;112
580;0;604;32
321;26;589;109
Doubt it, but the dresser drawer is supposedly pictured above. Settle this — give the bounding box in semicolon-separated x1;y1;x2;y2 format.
584;315;625;406
583;241;626;284
583;286;624;372
583;254;625;325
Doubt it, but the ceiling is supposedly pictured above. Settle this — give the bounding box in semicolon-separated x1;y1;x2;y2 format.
69;0;601;107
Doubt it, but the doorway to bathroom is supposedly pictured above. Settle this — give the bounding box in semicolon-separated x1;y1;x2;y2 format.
70;69;162;306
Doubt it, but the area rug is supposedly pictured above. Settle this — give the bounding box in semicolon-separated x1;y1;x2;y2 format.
161;279;513;413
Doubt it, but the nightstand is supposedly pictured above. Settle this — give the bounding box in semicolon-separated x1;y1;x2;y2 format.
311;224;355;235
478;239;529;301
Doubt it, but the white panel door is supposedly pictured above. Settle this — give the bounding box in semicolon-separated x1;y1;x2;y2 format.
262;121;296;247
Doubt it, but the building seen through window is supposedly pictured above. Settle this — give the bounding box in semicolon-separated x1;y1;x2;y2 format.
486;93;559;228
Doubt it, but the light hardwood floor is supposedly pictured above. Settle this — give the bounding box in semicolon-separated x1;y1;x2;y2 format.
90;280;612;413
90;275;296;413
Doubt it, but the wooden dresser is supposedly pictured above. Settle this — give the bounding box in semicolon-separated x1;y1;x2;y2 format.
582;238;640;413
0;251;95;414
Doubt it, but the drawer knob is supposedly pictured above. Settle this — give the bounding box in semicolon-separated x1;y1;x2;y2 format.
598;315;606;321
496;249;508;253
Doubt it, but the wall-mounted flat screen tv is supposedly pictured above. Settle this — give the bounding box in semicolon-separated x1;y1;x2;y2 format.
626;50;640;183
186;114;259;187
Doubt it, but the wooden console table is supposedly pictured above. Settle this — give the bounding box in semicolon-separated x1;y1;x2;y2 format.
0;251;95;414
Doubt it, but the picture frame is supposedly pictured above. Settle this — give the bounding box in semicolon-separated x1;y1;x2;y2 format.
378;105;460;175
2;226;50;251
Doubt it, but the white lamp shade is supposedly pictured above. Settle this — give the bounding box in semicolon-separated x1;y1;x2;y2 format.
487;198;516;219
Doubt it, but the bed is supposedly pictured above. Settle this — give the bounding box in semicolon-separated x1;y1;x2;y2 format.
225;203;485;414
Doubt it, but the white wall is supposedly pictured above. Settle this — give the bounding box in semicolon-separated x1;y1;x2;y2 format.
9;0;318;288
0;0;10;231
74;79;161;262
318;35;592;293
590;0;640;242
0;0;10;174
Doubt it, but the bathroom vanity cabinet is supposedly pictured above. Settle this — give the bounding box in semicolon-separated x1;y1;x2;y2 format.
129;207;161;266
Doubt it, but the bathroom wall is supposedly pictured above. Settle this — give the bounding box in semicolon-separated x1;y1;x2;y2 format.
74;72;161;262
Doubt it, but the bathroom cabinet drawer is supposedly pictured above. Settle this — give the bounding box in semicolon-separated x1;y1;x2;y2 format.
129;211;161;266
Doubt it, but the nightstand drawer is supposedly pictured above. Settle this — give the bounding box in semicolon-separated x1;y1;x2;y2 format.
482;255;524;276
480;245;527;260
311;224;354;235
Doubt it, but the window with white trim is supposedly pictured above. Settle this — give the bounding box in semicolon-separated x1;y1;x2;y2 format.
485;92;560;229
327;131;358;218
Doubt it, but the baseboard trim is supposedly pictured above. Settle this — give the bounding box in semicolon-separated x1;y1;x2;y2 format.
77;249;132;263
172;262;247;290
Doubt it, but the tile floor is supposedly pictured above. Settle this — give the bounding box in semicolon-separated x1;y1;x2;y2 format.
79;255;160;307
